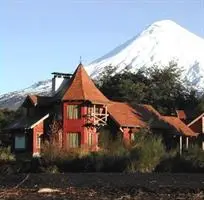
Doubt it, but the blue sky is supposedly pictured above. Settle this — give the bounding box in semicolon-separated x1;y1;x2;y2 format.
1;0;204;94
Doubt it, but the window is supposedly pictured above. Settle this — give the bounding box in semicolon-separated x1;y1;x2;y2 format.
15;135;25;149
87;105;101;115
95;107;100;114
67;133;80;148
67;105;81;119
87;106;93;116
88;132;94;146
130;133;135;141
36;133;42;148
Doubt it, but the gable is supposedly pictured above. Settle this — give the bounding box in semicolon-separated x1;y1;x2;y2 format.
22;95;37;107
188;117;203;134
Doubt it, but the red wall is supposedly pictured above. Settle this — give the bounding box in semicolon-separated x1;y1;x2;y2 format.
123;128;130;141
33;121;44;154
84;127;98;151
63;102;98;150
122;127;140;143
189;118;203;134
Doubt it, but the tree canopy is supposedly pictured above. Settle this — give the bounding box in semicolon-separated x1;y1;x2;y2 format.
98;62;198;115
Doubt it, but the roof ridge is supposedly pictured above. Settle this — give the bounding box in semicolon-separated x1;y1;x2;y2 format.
62;63;110;103
80;66;86;100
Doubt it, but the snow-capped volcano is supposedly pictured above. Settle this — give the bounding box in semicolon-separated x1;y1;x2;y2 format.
0;80;52;110
1;19;204;110
86;20;204;89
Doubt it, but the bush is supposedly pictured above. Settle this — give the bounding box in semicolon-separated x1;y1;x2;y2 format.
0;147;15;162
41;165;59;174
40;137;131;172
182;145;204;172
126;130;166;173
40;129;167;173
137;136;165;172
156;145;204;173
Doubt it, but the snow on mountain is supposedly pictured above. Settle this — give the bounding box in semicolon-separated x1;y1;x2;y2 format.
0;80;52;110
1;19;204;110
86;20;204;90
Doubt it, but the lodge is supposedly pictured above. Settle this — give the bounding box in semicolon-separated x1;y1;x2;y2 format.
8;63;199;156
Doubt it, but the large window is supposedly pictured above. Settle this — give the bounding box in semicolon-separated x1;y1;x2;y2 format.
15;135;26;149
36;133;42;148
67;132;80;148
67;105;81;119
88;132;94;146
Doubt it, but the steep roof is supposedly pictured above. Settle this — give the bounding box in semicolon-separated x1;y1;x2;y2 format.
162;116;197;137
135;104;162;120
62;63;110;104
107;102;146;128
107;102;162;128
22;95;38;107
107;102;197;137
22;95;53;107
7;114;49;130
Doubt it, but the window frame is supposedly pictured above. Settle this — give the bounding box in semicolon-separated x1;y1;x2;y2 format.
67;104;81;119
36;132;42;149
67;132;80;148
87;132;94;147
15;135;26;149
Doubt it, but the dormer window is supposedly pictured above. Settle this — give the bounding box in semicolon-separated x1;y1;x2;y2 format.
67;105;81;119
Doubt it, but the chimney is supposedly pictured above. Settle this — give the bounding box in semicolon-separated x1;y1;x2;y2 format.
51;72;72;94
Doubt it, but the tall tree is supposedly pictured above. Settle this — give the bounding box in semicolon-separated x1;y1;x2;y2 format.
98;62;198;115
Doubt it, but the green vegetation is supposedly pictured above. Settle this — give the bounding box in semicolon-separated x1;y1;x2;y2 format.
1;133;204;174
98;62;199;115
0;108;22;146
0;108;22;132
0;147;15;162
1;63;204;174
127;135;166;173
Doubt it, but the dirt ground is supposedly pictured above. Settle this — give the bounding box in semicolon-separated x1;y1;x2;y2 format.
0;173;204;200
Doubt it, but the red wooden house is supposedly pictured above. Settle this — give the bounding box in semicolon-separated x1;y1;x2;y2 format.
8;63;197;156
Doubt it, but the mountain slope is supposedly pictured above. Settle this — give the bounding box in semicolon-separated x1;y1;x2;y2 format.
1;19;204;110
0;80;52;110
86;20;204;90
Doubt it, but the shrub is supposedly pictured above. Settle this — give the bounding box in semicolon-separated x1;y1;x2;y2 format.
0;147;15;162
40;129;166;173
156;145;204;173
126;130;166;173
137;136;165;172
41;165;59;174
182;145;204;172
98;126;113;149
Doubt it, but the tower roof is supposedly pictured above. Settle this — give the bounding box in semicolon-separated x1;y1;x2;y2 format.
62;63;110;104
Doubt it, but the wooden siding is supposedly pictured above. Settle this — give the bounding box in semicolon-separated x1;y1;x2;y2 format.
62;102;99;150
189;117;203;134
33;121;44;154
